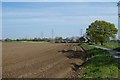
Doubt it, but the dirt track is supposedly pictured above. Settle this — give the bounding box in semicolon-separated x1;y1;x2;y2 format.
2;42;86;78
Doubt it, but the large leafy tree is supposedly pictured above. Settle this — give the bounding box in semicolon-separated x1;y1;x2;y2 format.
86;20;118;45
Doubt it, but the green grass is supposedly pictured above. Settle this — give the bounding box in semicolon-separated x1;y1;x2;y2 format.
95;41;120;52
79;43;94;50
113;47;120;51
95;43;118;49
95;41;119;50
80;44;118;78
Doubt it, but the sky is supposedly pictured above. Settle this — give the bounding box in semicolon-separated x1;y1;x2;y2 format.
1;0;120;2
2;2;119;39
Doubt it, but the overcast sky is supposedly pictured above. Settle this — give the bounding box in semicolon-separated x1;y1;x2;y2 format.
2;2;119;39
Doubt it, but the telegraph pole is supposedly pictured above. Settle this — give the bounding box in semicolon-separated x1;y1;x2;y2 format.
41;32;43;39
80;29;83;37
52;29;54;39
117;1;120;48
52;29;54;42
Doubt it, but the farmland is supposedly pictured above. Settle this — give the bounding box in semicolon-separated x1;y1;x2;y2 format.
2;42;86;78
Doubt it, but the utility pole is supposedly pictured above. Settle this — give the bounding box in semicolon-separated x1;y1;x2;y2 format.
52;29;54;42
80;29;83;37
117;1;120;46
52;29;54;39
41;32;43;39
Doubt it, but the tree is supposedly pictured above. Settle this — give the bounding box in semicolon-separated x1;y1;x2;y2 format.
55;37;63;43
86;20;118;45
4;38;12;42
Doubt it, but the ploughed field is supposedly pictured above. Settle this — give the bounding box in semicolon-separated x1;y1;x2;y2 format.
2;42;86;78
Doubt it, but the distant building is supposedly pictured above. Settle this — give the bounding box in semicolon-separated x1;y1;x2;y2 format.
118;1;120;39
79;36;90;42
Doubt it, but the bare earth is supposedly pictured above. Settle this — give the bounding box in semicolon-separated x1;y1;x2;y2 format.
2;42;86;78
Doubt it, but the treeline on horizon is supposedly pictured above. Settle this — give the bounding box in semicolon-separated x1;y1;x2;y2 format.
2;36;81;43
3;37;120;44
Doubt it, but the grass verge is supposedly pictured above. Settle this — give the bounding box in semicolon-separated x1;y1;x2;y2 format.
94;41;119;50
80;44;118;78
113;47;120;51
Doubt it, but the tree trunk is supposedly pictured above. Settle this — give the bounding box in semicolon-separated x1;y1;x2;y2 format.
100;41;103;45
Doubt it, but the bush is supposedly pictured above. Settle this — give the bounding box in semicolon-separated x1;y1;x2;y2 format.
114;47;120;51
4;38;12;42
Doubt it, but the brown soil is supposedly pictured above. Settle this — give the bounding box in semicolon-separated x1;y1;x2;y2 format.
2;42;86;78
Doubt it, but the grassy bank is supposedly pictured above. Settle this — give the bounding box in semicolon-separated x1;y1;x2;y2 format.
94;40;120;50
97;42;120;51
95;43;118;49
114;47;120;51
80;44;118;78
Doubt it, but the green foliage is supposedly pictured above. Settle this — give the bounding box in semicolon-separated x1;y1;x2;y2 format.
80;43;94;50
3;38;52;42
55;37;63;43
114;47;120;51
4;38;12;42
80;45;118;78
3;36;80;43
98;40;119;49
86;20;118;45
93;40;119;50
118;40;120;46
